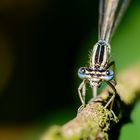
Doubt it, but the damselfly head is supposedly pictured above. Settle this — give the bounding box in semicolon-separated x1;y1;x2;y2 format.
89;69;114;87
78;67;114;85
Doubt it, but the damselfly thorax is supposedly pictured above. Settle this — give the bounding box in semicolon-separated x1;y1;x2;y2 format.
78;40;113;85
78;40;114;97
91;40;110;69
78;40;116;112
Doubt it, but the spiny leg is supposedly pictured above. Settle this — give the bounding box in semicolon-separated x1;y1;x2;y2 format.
104;80;117;119
78;79;86;112
104;80;117;110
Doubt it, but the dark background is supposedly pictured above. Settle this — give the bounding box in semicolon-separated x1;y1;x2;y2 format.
0;0;99;123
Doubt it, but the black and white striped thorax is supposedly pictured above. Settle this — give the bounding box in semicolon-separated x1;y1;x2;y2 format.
78;40;113;87
91;40;111;70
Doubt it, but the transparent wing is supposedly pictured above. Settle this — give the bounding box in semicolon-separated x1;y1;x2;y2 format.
110;0;130;39
98;0;130;43
98;0;107;40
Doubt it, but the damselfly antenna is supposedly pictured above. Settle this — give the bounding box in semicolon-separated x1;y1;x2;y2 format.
78;0;130;112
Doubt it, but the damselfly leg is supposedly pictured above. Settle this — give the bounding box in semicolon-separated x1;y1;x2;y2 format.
78;79;86;112
104;81;116;109
104;61;117;109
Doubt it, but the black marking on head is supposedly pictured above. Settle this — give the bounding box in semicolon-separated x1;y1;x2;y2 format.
90;73;105;77
91;68;105;73
86;67;93;72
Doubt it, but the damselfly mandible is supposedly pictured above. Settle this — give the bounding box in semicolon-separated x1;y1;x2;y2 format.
78;0;130;111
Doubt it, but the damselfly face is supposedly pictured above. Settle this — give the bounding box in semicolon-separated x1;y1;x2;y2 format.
78;67;114;87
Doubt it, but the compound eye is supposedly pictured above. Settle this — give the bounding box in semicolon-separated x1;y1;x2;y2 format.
80;67;86;73
102;70;114;81
106;70;110;75
78;67;89;79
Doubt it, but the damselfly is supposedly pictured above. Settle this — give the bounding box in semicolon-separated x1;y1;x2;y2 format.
78;0;130;111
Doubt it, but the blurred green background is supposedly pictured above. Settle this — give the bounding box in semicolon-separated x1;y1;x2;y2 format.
0;0;140;140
